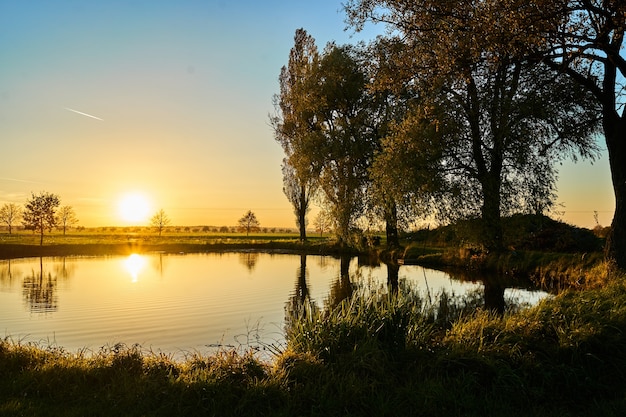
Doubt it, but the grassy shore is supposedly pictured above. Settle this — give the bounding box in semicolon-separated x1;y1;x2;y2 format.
2;227;625;415
1;265;625;416
0;229;346;260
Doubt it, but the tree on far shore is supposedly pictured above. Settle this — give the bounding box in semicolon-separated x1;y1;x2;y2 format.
56;205;78;235
150;209;171;237
313;209;331;238
22;191;60;245
238;210;260;236
0;202;22;234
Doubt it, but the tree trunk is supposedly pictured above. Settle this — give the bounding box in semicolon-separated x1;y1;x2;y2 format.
298;184;307;242
481;175;503;253
386;262;399;294
385;199;400;249
604;116;626;269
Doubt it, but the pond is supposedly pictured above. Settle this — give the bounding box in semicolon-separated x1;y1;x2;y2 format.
0;252;548;358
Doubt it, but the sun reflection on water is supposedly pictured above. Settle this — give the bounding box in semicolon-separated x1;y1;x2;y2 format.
124;254;146;283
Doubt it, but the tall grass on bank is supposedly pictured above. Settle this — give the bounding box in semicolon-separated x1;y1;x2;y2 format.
2;273;626;416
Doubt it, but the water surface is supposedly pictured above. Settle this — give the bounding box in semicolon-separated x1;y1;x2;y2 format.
0;253;547;357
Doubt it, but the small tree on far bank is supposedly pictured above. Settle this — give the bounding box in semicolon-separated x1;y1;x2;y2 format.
56;205;78;235
238;210;260;236
22;191;60;245
313;209;331;237
150;209;171;237
0;202;22;234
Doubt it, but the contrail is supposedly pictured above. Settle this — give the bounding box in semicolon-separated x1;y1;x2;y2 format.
64;107;103;121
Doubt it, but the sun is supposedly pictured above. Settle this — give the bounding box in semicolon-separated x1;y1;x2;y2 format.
118;193;151;224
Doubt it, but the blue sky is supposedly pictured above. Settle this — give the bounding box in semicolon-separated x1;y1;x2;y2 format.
0;0;615;228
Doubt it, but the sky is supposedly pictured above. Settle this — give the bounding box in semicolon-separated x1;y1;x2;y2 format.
0;1;616;229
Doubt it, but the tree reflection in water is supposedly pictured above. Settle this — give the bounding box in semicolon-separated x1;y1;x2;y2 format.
0;259;15;291
326;255;354;309
22;257;58;313
54;257;77;280
285;254;319;326
239;252;259;271
386;262;400;294
285;256;540;330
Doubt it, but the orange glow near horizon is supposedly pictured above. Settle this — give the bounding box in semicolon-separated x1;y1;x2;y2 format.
117;193;152;224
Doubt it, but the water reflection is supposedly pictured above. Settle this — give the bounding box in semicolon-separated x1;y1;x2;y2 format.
151;253;165;277
0;259;15;290
54;257;77;280
124;254;146;282
386;262;400;294
0;253;548;356
447;269;540;314
22;257;58;313
327;255;354;309
239;252;259;271
286;254;319;324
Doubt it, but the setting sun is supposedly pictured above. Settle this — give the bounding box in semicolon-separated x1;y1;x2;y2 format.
118;193;151;224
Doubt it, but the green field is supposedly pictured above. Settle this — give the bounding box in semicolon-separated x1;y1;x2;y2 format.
0;228;340;260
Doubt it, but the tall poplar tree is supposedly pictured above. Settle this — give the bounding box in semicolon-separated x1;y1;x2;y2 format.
271;28;320;242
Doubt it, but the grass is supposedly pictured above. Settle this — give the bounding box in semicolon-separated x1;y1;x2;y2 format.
2;220;624;415
0;229;342;260
2;265;626;416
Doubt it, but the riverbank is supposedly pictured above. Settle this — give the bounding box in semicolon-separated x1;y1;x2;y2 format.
2;269;625;416
0;231;354;260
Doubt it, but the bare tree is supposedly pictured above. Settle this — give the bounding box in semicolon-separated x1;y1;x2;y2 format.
313;209;331;238
150;209;171;237
56;205;78;235
0;203;22;234
238;210;260;236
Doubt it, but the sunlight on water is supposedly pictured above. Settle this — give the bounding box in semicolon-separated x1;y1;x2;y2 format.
0;254;548;359
123;254;146;283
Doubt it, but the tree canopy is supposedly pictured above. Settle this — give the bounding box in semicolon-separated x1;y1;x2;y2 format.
150;209;171;237
22;192;60;245
238;210;260;236
528;0;626;267
340;0;601;251
56;205;78;235
272;29;322;242
0;203;22;234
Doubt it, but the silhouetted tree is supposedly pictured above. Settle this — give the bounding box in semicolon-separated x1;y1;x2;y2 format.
22;192;60;245
272;29;321;243
346;0;600;252
150;209;171;237
238;210;260;236
56;205;78;235
0;202;22;234
281;161;316;242
529;1;626;268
